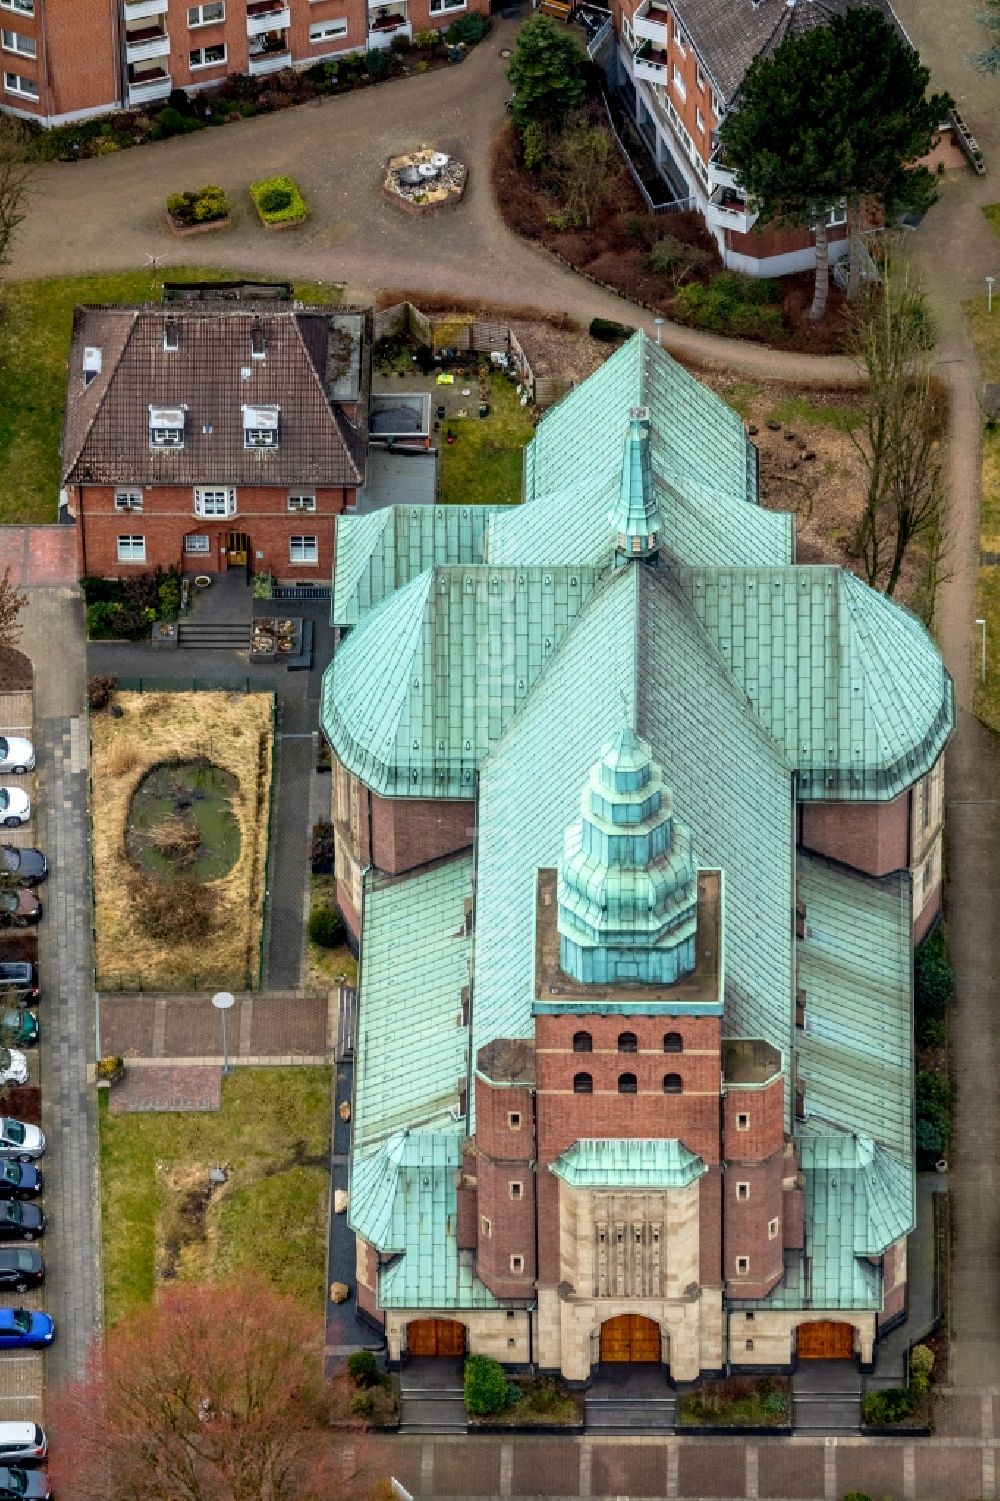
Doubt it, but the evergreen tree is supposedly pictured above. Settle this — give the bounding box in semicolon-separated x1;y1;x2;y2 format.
720;9;949;320
506;14;588;136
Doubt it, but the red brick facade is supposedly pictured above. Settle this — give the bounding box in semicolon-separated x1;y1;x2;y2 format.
70;481;347;581
800;793;911;878
370;794;475;876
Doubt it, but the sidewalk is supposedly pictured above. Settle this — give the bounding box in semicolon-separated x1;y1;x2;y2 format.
98;990;331;1061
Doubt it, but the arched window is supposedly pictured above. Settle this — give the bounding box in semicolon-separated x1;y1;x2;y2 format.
663;1032;683;1053
573;1072;593;1094
618;1073;638;1094
663;1073;683;1094
572;1031;593;1053
617;1031;638;1053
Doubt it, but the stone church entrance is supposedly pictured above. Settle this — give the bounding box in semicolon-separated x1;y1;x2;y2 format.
796;1321;855;1360
599;1313;661;1363
406;1319;467;1357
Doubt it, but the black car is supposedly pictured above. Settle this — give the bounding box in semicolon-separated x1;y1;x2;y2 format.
0;1202;42;1242
0;1250;43;1293
0;966;38;1004
0;1465;50;1499
0;848;46;889
0;1164;41;1202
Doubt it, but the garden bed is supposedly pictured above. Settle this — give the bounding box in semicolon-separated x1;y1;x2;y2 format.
89;689;273;991
83;570;181;641
98;1066;331;1326
679;1375;791;1428
166;185;231;237
251;175;308;230
470;1377;582;1428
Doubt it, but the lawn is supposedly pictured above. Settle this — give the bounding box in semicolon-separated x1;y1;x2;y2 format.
983;203;1000;242
437;373;535;507
962;293;1000;383
765;394;862;433
90;689;273;991
306;874;357;992
0;267;342;526
99;1066;332;1325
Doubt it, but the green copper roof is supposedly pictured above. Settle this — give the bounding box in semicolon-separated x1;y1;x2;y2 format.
349;1130;408;1250
352;856;473;1152
557;728;701;986
323;564;601;798
677;567;954;801
373;1132;507;1310
471;565;794;1112
609;408;661;558
551;1137;707;1189
797;854;913;1166
332;504;497;628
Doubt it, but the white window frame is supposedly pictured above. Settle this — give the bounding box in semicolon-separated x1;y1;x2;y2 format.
509;1181;523;1201
429;0;467;12
116;535;146;564
736;1112;750;1131
509;1254;524;1274
289;535;318;565
695;107;704;133
672;64;685;102
309;17;347;40
194;487;236;518
768;1217;780;1240
695;63;704;91
1;30;35;57
114;490;143;512
736;1256;750;1276
827;202;847;227
184;534;211;554
736;1181;750;1201
287;493;317;513
188;1;224;24
3;70;36;97
481;1215;492;1239
673;18;685;49
507;1110;522;1130
190;41;226;67
0;0;33;14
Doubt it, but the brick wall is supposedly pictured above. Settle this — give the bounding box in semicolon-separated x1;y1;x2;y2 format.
722;1152;784;1296
800;793;910;878
370;793;474;875
722;1076;784;1165
73;482;348;581
474;1075;536;1296
724;220;850;260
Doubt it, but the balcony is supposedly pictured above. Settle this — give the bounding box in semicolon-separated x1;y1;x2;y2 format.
125;24;170;61
246;1;291;34
248;45;292;73
632;0;670;47
633;37;667;84
123;0;168;16
707;183;756;235
126;67;171;104
368;3;409;43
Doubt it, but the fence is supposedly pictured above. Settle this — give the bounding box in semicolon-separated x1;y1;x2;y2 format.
256;694;280;989
270;585;331;601
111;676;263;694
375;301;574;410
601;92;695;217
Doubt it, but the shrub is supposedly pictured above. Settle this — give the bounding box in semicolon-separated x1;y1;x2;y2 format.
365;49;390;80
155;107;185;136
414;27;439;46
589;317;632;342
250;175;307;224
86;601;124;640
841;1493;875;1501
167;87;191;113
308;906;344;949
158;576;182;618
762;1390;788;1415
87;675;117;712
910;1343;934;1378
464;1355;508;1415
674;272;784;338
347;1350;381;1387
351;1390;375;1420
96;1054;125;1081
167;185;230;227
861;1388;912;1426
448;12;487;43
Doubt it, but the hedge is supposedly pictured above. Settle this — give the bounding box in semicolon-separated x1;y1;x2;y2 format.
464;1355;509;1415
250;175;308;225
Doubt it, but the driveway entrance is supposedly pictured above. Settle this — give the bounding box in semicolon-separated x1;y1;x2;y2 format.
797;1321;855;1359
599;1313;661;1363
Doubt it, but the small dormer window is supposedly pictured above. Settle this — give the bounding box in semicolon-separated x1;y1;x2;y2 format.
163;319;179;353
149;405;185;447
83;347;102;387
242;404;278;448
251;319;266;360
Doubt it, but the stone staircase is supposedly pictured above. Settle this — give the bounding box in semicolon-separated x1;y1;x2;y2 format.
398;1379;467;1434
176;621;252;651
792;1362;861;1435
585;1387;677;1432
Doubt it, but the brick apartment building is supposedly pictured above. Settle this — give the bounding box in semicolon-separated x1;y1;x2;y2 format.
61;296;369;582
1;0;488;126
320;333;953;1380
604;0;902;277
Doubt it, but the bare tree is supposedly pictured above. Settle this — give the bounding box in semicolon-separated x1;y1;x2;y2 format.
0;118;32;275
0;567;26;653
850;248;945;598
546;113;621;231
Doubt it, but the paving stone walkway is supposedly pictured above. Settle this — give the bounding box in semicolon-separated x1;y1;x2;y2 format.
99;990;331;1061
108;1064;222;1113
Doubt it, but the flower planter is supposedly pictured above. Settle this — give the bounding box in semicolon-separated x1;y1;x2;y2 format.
167;212;232;238
258;213;308;231
97;1056;126;1088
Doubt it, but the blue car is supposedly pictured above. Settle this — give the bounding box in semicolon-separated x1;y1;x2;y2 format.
0;1311;53;1349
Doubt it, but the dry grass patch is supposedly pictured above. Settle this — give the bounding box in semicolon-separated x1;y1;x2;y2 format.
91;690;273;990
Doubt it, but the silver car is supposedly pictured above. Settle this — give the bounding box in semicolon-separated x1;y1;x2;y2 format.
0;1123;44;1162
0;740;34;776
0;1424;46;1465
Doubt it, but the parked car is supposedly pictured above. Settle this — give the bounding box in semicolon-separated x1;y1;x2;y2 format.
0;1164;41;1202
0;1465;50;1499
0;1122;43;1162
0;1251;43;1293
0;850;46;888
1;1014;37;1050
0;793;29;830
0;967;38;1004
0;741;34;777
0;1310;53;1349
0;1423;46;1464
0;1052;27;1088
0;893;40;931
0;1202;42;1241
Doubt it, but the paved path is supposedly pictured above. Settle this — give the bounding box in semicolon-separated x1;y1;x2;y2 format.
99;989;330;1061
0;529;101;1394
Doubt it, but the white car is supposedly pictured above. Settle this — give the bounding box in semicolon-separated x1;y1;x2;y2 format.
0;1053;27;1088
0;739;34;776
0;1121;43;1161
0;1422;46;1464
0;791;29;829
